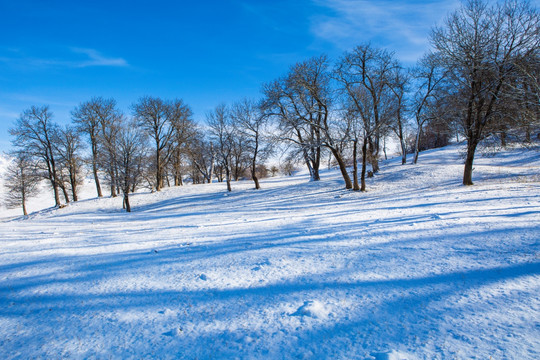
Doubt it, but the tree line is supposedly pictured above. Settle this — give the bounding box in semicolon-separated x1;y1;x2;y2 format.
4;0;539;215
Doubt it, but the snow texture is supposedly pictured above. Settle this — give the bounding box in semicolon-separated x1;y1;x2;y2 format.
0;144;539;359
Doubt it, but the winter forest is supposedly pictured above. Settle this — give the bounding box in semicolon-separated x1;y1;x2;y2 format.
1;0;539;359
5;0;538;215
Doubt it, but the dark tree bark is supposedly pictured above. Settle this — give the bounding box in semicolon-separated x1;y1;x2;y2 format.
361;137;368;192
352;138;360;191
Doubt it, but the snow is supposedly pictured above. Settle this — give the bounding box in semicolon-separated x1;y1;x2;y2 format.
0;144;539;359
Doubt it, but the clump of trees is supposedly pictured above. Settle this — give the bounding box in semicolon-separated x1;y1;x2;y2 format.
4;0;538;215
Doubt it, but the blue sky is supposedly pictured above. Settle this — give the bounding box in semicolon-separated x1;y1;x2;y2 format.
0;0;464;151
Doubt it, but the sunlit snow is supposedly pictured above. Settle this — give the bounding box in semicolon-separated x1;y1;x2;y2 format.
0;144;539;359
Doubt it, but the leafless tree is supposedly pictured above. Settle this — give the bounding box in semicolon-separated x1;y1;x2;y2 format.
388;64;410;165
230;129;250;181
431;0;539;185
3;151;41;216
262;63;323;182
132;96;175;191
169;100;195;186
55;126;83;202
231;98;272;189
116;120;148;212
9;106;63;206
71;97;114;197
263;55;356;188
207;104;234;192
96;105;122;197
411;53;448;164
496;52;540;143
187;131;215;184
335;44;397;191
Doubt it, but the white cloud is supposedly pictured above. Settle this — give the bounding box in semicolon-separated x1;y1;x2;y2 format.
69;48;128;68
0;47;128;69
310;0;460;63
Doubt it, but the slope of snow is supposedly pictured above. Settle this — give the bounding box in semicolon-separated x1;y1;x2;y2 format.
0;144;539;359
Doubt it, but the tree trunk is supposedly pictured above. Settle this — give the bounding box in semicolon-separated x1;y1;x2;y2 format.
155;146;162;191
208;148;215;184
361;137;368;192
251;160;260;190
312;165;320;181
51;178;61;207
252;141;260;189
48;160;61;207
70;173;78;202
400;139;406;165
313;146;321;181
463;139;478;186
109;165;117;197
59;182;70;204
303;150;315;181
353;138;360;191
252;172;260;190
92;141;103;197
225;165;232;192
22;191;28;216
413;126;422;164
368;137;379;173
330;147;352;189
124;193;131;212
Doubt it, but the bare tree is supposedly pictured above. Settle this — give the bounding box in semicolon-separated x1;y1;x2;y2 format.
262;66;322;182
498;52;540;143
335;44;397;191
71;97;114;197
388;65;410;165
9;106;63;206
207;104;234;192
411;53;448;164
231;99;272;189
55;126;83;202
132;96;179;191
96;105;122;197
431;0;540;185
188;133;216;184
230;129;250;181
169;100;195;186
116;120;148;212
3;151;41;216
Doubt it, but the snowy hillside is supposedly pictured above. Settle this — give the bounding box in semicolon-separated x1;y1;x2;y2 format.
0;144;539;359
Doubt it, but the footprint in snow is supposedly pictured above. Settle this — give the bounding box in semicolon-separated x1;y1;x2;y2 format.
162;327;183;337
252;259;271;271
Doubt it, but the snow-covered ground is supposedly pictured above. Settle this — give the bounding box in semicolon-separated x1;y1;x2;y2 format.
1;144;539;359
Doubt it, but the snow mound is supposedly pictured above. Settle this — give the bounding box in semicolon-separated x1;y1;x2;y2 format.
290;300;330;319
370;350;418;360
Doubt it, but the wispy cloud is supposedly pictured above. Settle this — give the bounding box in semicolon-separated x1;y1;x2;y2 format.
310;0;459;63
0;47;128;69
69;48;128;67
